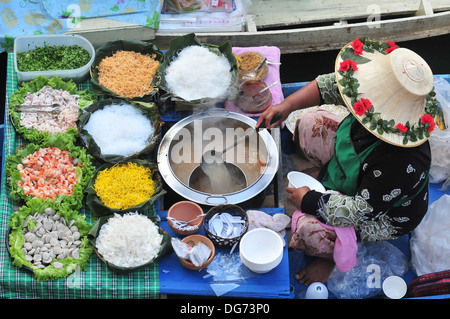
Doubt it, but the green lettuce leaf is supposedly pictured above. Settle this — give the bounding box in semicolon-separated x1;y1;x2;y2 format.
5;135;96;209
8;199;94;282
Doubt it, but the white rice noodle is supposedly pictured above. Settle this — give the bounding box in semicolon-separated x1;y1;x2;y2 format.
83;102;154;156
96;212;163;268
165;45;233;101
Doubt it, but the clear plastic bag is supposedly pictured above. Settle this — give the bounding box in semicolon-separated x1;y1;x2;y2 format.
202;251;258;296
159;0;250;33
429;76;450;187
410;195;450;276
327;241;408;299
163;0;235;13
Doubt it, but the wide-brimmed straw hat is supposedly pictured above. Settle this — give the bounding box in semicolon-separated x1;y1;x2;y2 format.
335;38;439;147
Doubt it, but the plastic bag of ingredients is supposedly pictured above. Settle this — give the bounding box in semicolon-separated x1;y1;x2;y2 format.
327;241;408;299
429;76;450;188
410;195;450;276
163;0;235;13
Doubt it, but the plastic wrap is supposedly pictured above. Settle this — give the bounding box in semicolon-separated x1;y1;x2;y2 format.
429;76;450;188
202;251;258;296
410;195;450;276
327;241;408;299
159;0;251;32
164;0;235;13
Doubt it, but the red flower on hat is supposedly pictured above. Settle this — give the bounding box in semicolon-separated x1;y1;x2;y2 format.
396;123;408;133
352;98;371;116
421;114;436;133
339;59;358;72
360;98;372;110
386;41;397;54
353;100;368;116
351;38;364;55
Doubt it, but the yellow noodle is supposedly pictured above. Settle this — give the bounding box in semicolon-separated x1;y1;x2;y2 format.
93;162;155;209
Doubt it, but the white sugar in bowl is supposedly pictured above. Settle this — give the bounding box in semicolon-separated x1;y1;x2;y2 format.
239;228;283;274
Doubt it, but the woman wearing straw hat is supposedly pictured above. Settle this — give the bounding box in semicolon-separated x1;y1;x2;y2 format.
256;38;440;285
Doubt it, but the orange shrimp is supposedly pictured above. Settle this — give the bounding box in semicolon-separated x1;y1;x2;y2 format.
16;146;79;201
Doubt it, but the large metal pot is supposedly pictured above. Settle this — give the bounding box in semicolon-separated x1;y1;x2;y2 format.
157;109;279;206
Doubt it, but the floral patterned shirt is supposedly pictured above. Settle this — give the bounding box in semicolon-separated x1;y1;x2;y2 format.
301;73;431;241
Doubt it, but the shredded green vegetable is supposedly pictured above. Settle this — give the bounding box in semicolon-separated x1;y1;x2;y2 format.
17;44;91;71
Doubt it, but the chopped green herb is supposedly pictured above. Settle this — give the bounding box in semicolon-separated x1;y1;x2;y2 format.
17;44;91;72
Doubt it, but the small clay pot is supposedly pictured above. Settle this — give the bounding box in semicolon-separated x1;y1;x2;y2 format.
167;201;204;236
178;234;215;270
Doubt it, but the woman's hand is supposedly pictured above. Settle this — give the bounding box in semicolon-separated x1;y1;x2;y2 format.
255;103;289;129
256;79;322;130
286;186;311;210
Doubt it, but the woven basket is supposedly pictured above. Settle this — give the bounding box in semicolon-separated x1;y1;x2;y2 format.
203;204;249;248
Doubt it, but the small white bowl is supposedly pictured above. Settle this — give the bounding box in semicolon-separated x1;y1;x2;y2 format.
382;276;407;299
239;228;283;274
287;171;325;192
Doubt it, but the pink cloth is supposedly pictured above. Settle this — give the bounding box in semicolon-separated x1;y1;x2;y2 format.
292;210;358;272
225;46;283;117
294;109;344;168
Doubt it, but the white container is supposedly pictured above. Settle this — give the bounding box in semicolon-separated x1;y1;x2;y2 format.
14;34;95;84
239;228;283;274
305;282;329;299
287;171;326;192
382;276;407;299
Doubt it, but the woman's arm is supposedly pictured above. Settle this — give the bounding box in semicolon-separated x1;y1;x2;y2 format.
300;146;430;241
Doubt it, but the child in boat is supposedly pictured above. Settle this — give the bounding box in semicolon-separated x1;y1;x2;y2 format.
256;38;438;285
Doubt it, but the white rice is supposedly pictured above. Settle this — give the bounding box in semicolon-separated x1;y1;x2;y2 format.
96;212;163;268
165;45;233;101
83;103;154;156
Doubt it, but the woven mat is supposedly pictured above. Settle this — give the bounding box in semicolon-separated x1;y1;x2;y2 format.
0;53;159;299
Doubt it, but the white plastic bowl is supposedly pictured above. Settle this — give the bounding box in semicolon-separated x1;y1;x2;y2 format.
287;171;325;192
14;34;95;83
239;228;283;274
382;276;407;299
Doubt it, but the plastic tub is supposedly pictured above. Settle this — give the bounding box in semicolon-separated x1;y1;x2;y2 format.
14;34;95;83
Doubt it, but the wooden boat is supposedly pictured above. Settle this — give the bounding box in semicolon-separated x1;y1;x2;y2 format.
68;0;450;53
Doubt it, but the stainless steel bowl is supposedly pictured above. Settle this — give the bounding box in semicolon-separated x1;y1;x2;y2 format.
157;109;279;206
